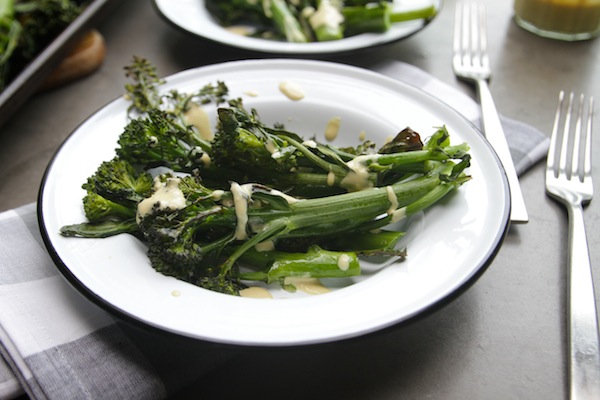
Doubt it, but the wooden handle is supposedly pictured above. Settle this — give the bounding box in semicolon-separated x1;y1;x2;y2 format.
42;29;106;90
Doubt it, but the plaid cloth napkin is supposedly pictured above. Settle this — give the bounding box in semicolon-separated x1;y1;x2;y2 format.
0;62;549;400
0;204;234;400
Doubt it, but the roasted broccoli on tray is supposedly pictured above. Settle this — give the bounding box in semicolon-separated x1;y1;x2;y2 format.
205;0;438;43
60;57;471;296
0;0;89;91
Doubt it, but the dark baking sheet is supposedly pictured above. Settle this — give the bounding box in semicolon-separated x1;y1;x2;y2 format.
0;0;119;129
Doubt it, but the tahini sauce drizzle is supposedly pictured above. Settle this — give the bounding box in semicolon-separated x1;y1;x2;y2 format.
240;287;273;299
269;189;301;204
183;102;213;141
137;176;186;221
391;207;407;223
324;116;341;142
309;1;344;30
337;254;351;271
285;277;330;295
255;239;276;252
326;171;336;186
279;81;305;101
386;186;399;215
340;154;379;191
225;25;256;36
230;182;253;240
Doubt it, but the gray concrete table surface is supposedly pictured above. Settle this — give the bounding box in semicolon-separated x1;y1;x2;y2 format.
2;0;600;399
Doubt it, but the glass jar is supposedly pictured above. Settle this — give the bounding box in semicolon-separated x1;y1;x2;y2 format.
514;0;600;41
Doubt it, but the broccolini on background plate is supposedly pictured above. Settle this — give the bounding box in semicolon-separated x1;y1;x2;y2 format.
205;0;438;43
153;0;440;55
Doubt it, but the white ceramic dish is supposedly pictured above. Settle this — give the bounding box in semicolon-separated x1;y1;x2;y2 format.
38;59;509;346
152;0;442;55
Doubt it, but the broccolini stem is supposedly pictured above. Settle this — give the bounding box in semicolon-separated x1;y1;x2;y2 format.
220;218;289;276
342;3;437;36
238;245;360;283
60;219;140;238
270;0;308;42
281;134;348;176
285;174;443;233
390;5;437;23
220;169;467;277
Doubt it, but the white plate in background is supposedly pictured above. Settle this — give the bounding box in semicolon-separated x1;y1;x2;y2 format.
153;0;442;54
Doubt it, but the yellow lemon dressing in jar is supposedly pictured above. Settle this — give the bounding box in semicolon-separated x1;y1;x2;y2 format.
514;0;600;40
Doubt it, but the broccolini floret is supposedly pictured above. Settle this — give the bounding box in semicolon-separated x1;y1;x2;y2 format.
60;157;152;238
83;156;153;203
117;109;212;172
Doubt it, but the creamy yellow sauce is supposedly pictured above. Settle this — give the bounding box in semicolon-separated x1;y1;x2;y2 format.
391;206;407;223
137;176;186;221
324;116;341;142
340;154;379;191
279;81;305;101
211;189;225;201
184;102;213;141
358;130;367;141
284;277;330;295
326;171;336;186
230;182;253;240
309;1;344;30
337;254;351;271
255;239;276;252
265;138;277;154
302;139;318;148
240;287;273;299
269;189;301;204
386;186;399;215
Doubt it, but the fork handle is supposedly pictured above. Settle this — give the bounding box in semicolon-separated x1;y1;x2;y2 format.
475;79;529;224
567;203;600;400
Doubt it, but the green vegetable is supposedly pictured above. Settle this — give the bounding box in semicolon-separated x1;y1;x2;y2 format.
343;3;437;36
204;0;438;43
61;156;153;236
238;245;361;284
270;0;309;42
60;58;471;296
308;0;344;42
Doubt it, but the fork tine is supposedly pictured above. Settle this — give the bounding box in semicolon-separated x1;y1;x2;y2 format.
453;2;489;74
452;2;462;67
552;92;595;183
584;96;594;183
571;94;585;181
548;91;565;177
468;4;479;67
477;3;489;71
559;92;575;178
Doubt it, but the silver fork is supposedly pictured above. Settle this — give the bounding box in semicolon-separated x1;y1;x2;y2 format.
546;91;600;400
453;1;528;224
